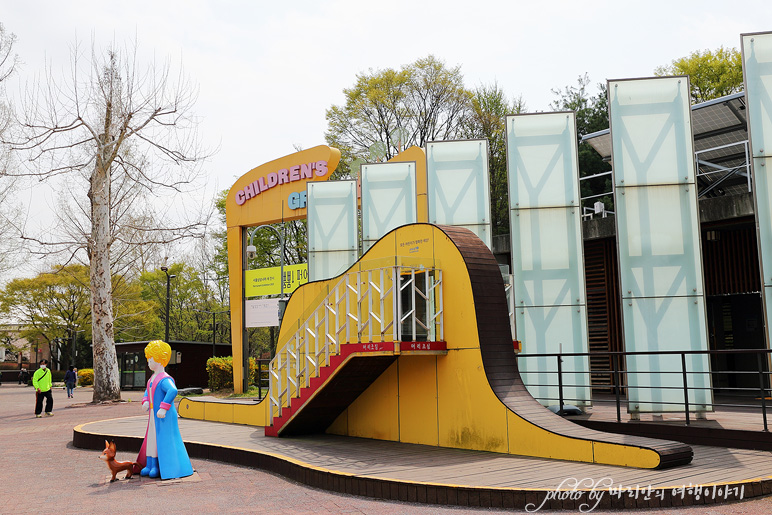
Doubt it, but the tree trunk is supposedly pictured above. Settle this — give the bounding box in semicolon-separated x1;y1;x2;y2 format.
89;136;121;402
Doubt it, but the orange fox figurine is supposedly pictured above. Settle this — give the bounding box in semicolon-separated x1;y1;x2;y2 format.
100;440;138;482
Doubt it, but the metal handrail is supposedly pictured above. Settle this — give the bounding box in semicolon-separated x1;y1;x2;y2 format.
518;347;771;431
268;265;443;421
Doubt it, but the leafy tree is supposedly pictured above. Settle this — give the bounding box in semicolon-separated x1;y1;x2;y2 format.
551;74;611;210
0;264;157;368
655;46;743;104
463;83;526;235
3;39;210;401
325;55;472;173
0;265;91;369
140;263;230;345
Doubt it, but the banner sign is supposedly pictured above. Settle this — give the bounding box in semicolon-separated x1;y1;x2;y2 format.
244;263;308;297
245;298;280;327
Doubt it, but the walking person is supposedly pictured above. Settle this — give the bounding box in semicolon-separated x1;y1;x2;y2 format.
32;359;53;418
64;366;77;398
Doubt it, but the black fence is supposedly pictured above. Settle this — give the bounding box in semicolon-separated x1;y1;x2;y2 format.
517;348;771;431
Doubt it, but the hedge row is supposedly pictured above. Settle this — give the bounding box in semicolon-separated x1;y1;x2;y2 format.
206;356;256;391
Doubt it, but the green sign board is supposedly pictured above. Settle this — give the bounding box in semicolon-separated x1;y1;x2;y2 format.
244;263;308;297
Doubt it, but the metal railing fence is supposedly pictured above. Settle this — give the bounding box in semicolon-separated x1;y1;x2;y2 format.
517;348;771;431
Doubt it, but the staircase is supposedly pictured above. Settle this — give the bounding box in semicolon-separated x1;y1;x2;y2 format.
265;265;445;437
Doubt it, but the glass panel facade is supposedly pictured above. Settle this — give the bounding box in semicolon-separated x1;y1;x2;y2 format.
615;184;703;298
426;140;491;248
743;33;772;349
516;305;590;407
361;162;417;251
623;296;712;412
743;33;772;155
609;77;711;412
307;181;358;281
507;113;589;406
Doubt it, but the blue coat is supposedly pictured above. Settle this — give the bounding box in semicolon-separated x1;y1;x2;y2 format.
136;373;194;480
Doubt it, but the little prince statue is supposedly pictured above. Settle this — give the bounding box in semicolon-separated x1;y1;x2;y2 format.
133;340;194;479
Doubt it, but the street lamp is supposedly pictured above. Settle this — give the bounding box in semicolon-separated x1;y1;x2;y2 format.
195;309;230;358
160;266;176;343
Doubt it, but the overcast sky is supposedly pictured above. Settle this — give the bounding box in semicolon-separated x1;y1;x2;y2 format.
2;1;770;275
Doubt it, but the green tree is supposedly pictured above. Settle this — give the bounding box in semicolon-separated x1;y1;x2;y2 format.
551;74;611;210
0;265;91;369
463;83;526;236
325;55;472;174
655;46;743;104
0;264;157;368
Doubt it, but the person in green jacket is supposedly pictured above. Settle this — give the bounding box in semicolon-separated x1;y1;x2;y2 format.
32;359;53;418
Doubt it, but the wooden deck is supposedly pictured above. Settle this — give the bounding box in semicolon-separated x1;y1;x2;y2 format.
74;415;772;509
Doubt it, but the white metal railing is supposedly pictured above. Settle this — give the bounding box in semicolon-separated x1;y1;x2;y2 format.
268;265;443;421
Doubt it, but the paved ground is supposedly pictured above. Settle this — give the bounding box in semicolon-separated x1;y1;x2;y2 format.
2;383;772;514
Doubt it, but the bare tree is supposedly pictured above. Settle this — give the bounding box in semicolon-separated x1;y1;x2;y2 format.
3;39;212;402
0;23;21;276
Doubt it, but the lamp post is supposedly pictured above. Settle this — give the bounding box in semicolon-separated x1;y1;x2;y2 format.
195;309;230;358
160;266;176;343
70;328;84;367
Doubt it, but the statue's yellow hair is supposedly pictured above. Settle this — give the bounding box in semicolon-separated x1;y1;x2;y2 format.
144;340;171;367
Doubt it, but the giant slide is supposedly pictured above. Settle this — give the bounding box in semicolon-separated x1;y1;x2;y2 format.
180;223;692;469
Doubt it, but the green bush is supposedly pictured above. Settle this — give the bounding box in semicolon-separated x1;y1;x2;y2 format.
78;368;94;386
206;356;255;391
51;370;66;382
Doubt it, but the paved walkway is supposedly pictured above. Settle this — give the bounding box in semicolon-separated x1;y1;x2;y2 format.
1;383;771;513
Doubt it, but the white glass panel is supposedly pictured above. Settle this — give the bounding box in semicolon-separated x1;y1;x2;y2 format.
307;181;358;252
624;296;712;412
510;207;584;306
517;305;590;407
307;181;358;282
361;162;417;251
506;113;578;208
427;140;491;248
308;250;358;282
610;77;711;412
615;184;703;298
743;33;772;155
757;157;772;290
609;78;694;187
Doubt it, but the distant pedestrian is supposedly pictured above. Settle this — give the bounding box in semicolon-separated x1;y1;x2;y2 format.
32;360;53;417
19;368;30;385
64;366;77;398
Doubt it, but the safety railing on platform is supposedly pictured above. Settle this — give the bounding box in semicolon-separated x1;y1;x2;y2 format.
518;348;772;431
268;265;443;421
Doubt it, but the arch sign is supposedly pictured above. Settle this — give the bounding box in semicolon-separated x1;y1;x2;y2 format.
227;146;341;392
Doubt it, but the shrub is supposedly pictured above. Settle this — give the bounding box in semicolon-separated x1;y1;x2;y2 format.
77;368;94;386
51;370;66;382
206;356;255;391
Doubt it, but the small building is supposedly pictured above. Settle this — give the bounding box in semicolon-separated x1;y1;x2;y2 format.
116;340;231;390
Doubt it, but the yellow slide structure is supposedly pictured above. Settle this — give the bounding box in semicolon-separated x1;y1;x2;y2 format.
180;223;692;469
